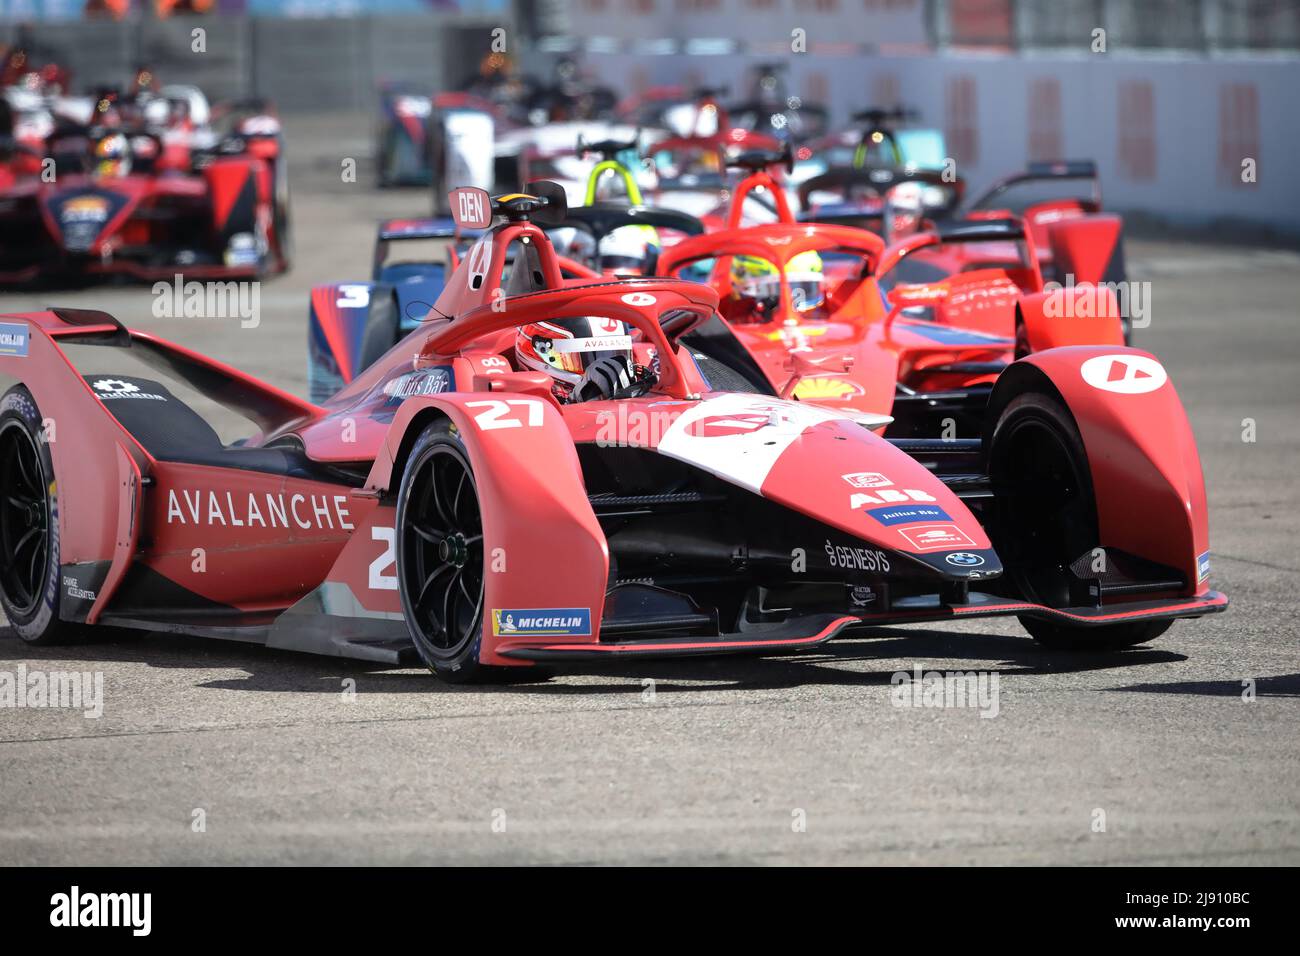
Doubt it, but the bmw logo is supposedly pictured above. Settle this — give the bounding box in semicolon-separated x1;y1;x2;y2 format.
945;552;984;567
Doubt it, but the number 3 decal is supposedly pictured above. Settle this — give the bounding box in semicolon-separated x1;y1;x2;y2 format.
465;399;545;430
336;284;371;309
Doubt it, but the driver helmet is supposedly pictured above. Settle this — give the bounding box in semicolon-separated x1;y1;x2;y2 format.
515;316;634;389
597;225;660;275
730;249;824;314
884;180;925;241
94;133;131;178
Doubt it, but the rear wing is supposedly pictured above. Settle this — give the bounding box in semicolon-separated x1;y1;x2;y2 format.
373;217;482;279
377;217;459;242
798;166;964;214
876;217;1039;286
935;217;1027;244
967;160;1101;213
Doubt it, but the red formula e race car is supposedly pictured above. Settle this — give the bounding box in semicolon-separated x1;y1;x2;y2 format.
0;184;1224;684
656;213;1127;433
0;106;290;284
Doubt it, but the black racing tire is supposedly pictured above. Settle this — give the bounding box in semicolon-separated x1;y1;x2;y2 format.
1018;615;1171;651
0;386;85;645
357;290;402;374
307;360;344;406
273;152;293;274
988;391;1173;652
395;419;504;683
1013;312;1030;360
376;126;394;188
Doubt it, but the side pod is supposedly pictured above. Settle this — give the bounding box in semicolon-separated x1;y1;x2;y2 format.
369;392;610;666
987;346;1210;595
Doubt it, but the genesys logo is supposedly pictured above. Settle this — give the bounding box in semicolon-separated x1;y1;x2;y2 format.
492;607;592;638
824;540;891;572
50;886;151;936
1080;354;1167;395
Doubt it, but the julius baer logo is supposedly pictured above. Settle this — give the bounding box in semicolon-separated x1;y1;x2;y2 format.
50;886;150;936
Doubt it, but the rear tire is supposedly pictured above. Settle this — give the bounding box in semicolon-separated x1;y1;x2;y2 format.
395;420;504;683
0;386;86;645
988;391;1173;652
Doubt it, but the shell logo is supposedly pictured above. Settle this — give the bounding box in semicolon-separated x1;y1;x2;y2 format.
65;196;109;214
763;325;828;342
792;377;862;400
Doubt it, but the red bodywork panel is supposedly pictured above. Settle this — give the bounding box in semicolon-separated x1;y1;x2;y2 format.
997;346;1210;595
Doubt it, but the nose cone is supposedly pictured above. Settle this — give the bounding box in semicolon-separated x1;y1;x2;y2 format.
653;393;1003;580
900;546;1003;581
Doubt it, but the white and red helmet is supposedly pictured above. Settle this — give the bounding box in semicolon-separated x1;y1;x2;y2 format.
515;316;633;386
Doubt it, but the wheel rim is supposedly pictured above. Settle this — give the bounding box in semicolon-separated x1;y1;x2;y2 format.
401;443;484;657
992;415;1095;607
0;420;50;618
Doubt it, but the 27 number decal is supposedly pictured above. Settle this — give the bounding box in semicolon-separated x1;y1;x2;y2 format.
465;399;545;430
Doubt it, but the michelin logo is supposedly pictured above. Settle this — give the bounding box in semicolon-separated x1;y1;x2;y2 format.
492;608;592;638
0;322;29;357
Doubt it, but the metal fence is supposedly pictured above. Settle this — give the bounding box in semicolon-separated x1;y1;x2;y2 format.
1;13;513;110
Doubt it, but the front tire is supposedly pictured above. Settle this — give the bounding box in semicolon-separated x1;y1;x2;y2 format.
988;391;1172;652
395;420;500;683
1019;615;1170;651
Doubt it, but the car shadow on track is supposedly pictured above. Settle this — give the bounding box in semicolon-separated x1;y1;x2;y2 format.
1106;672;1300;698
0;624;1188;696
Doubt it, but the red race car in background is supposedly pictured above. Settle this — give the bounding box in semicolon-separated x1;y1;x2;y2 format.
798;158;1129;335
0;182;1224;685
0;94;290;284
657;211;1126;435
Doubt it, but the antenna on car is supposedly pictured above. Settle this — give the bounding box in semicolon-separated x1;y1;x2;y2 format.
447;181;569;230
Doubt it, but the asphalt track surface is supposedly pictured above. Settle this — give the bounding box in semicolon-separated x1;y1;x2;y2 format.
0;113;1297;865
